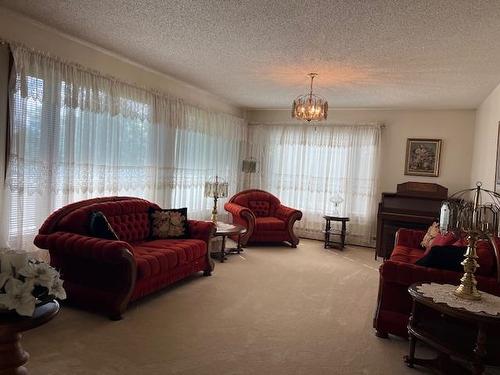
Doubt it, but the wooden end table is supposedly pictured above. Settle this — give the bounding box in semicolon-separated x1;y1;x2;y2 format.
322;215;349;250
405;283;500;375
0;301;59;374
210;223;246;263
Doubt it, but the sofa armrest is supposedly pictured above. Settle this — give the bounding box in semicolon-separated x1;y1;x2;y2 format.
395;229;426;249
380;260;461;286
188;220;216;245
275;205;303;223
36;232;135;263
382;260;499;294
34;231;136;319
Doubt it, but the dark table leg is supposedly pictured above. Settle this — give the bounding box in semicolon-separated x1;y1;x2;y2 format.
324;219;331;249
0;332;29;374
236;233;243;254
340;220;347;250
473;324;487;375
220;235;227;263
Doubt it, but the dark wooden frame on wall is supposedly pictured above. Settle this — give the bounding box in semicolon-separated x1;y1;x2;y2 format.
495;122;500;193
404;138;442;177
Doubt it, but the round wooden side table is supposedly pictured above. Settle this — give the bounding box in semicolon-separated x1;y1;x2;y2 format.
0;301;59;374
406;283;500;375
211;222;247;263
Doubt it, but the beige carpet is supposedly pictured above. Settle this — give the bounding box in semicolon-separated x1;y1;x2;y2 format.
24;240;438;374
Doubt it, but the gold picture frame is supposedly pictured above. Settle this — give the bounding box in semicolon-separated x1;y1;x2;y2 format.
404;138;442;177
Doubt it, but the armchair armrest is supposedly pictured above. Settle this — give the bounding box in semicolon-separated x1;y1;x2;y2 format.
224;202;255;246
275;205;302;223
395;229;426;249
224;203;255;221
188;220;216;245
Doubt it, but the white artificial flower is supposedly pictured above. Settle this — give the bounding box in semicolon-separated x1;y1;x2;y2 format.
48;277;66;300
18;261;58;288
0;278;36;316
0;272;11;289
0;251;29;276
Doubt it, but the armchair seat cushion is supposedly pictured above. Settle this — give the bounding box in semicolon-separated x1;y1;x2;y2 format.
133;239;207;279
255;217;286;231
390;245;424;264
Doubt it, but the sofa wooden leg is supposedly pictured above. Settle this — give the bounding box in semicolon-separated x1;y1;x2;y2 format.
109;313;123;321
375;330;389;339
203;269;212;276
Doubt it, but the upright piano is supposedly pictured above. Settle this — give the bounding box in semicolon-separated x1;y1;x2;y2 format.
375;182;448;259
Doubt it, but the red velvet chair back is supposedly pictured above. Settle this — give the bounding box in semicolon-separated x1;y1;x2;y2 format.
39;197;159;243
230;190;281;217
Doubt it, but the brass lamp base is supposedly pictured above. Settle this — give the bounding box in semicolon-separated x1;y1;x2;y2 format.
453;239;481;301
211;196;218;223
454;282;481;301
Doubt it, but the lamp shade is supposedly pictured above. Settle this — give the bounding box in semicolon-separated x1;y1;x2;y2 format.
242;159;257;173
204;176;228;198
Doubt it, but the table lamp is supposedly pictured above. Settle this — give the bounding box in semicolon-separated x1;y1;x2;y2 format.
204;176;228;223
440;182;500;301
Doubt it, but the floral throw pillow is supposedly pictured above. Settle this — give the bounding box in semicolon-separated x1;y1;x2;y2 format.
149;207;189;239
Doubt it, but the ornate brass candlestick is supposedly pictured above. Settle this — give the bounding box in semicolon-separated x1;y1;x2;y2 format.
454;231;481;300
441;182;500;301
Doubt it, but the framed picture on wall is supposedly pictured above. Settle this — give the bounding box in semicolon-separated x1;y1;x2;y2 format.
495;122;500;193
404;138;442;177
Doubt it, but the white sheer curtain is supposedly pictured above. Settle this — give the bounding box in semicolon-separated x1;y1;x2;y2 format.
2;45;246;250
247;123;381;246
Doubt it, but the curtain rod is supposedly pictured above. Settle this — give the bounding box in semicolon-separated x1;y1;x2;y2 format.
247;121;385;128
0;37;245;122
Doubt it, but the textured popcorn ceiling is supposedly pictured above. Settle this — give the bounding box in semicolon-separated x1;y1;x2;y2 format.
2;0;500;109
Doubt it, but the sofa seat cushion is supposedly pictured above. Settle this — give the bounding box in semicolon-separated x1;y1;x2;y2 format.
255;217;285;231
390;245;424;264
132;239;206;279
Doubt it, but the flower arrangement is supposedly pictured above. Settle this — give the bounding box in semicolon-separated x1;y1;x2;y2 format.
0;251;66;317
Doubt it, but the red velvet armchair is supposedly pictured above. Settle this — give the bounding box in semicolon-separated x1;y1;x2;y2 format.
373;228;500;339
224;189;302;247
34;197;215;320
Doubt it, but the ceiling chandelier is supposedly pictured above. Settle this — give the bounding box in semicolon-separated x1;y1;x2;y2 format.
292;73;328;122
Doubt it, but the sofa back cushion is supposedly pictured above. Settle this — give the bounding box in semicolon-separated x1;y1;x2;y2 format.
57;199;158;243
232;190;281;217
476;240;497;277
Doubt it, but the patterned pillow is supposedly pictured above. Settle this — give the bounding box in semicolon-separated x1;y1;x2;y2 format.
89;211;119;240
420;222;440;249
149;207;189;239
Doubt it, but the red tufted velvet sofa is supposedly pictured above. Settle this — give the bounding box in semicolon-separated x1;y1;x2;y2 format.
373;228;500;339
34;196;215;320
224;189;302;247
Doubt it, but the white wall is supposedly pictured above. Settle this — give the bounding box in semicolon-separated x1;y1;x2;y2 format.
0;7;242;117
470;83;500;190
247;109;476;194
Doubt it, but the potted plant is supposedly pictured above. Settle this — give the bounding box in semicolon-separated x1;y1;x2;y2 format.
0;251;66;317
